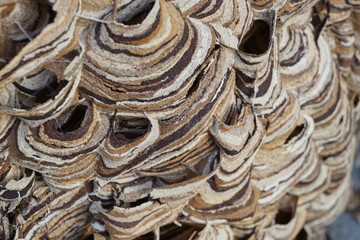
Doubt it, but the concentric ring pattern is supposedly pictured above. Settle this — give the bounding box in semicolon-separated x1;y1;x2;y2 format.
1;0;360;239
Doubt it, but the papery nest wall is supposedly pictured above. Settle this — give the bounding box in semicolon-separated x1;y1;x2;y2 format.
1;0;360;239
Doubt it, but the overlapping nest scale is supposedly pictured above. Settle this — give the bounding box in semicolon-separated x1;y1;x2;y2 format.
1;0;360;239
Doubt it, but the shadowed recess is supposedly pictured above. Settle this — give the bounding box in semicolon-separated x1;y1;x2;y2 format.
284;124;305;144
239;20;270;55
135;223;199;239
119;1;155;25
275;208;293;225
57;105;87;133
114;117;150;142
83;234;95;240
129;196;149;208
186;69;203;97
353;95;359;106
13;70;68;109
295;228;308;240
0;1;56;70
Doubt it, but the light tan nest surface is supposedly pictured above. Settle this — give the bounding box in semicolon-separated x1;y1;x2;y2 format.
1;0;360;239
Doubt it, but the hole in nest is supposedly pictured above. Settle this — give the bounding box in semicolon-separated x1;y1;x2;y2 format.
311;1;328;41
114;117;150;142
135;223;198;240
7;212;16;230
295;228;308;240
275;208;293;225
129;196;149;208
12;48;79;108
275;195;296;225
13;70;68;109
57;105;87;133
185;46;218;98
101;198;116;211
62;49;81;61
223;104;240;126
186;69;203;98
83;235;94;240
0;1;56;70
284;124;304;144
338;116;343;125
119;1;155;25
353;95;359;107
134;231;154;240
239;20;271;55
159;223;199;239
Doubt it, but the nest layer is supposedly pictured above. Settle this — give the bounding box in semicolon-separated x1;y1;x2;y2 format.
1;0;360;239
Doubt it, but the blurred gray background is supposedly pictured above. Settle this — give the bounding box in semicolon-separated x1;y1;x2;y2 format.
327;149;360;240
